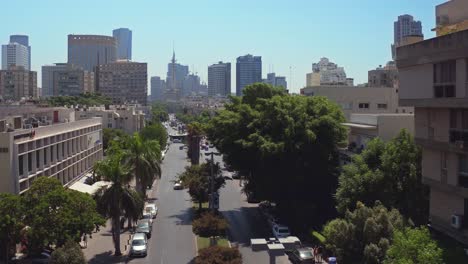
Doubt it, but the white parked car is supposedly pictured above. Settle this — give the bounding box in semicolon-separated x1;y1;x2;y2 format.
272;224;291;238
173;181;183;190
141;211;153;225
144;203;158;219
129;233;148;257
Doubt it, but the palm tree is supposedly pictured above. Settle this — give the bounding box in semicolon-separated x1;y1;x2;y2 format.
123;133;162;197
93;153;143;256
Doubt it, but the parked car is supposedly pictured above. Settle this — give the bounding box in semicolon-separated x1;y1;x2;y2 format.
272;224;291;238
287;247;315;264
145;203;158;218
129;233;148;257
173;139;181;143
141;212;153;225
173;181;183;190
31;252;51;264
136;219;152;238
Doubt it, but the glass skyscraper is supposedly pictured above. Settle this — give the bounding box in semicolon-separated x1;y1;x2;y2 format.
236;54;261;96
112;28;132;60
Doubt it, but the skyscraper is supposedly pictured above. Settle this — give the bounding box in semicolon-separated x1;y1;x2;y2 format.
10;35;31;70
208;62;231;97
2;42;30;70
67;35;117;71
113;28;132;60
236;54;262;96
42;63;69;97
392;15;423;59
183;74;201;96
263;72;287;89
150;76;165;101
165;51;188;100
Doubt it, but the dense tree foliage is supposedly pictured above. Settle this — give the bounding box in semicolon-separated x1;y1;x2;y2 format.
177;109;213;125
335;130;428;224
206;83;347;227
192;212;229;237
0;194;24;262
151;103;169;123
384;227;443;264
140;123;168;151
195;246;242;264
187;122;204;163
50;240;86;264
44;93;112;107
322;202;408;264
102;128;129;151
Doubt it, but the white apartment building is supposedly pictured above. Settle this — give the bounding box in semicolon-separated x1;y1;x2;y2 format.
308;57;348;86
0;107;103;194
2;42;30;70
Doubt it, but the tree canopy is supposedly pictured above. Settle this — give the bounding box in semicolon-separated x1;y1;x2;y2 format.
50;240;86;264
140;122;168;151
335;130;428;224
0;193;24;262
206;83;347;226
195;246;242;264
44;93;112;107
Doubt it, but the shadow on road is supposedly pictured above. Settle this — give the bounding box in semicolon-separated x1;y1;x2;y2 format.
167;207;193;225
88;251;126;264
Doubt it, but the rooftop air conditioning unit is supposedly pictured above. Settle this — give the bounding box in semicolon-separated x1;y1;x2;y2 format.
451;214;463;229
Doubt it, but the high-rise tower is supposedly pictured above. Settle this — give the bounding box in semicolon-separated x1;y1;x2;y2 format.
112;28;132;60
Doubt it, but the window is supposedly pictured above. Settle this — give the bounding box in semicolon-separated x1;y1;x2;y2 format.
462;110;468;130
108;123;113;128
434;60;456;98
36;151;40;169
459;155;468;188
28;153;32;172
358;103;369;109
377;103;387;109
450;109;458;129
44;148;47;165
19;155;23;175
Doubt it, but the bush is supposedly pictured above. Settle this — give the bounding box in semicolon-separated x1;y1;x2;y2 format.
195;246;242;264
193;212;228;237
50;240;86;264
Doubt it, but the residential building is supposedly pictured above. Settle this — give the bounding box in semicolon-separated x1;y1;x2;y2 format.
236;54;262;96
392;14;423;59
75;105;144;134
346;78;354;87
42;63;68;97
208;62;231;96
306;57;349;86
113;28;132;60
300;85;412;120
183;74;201;97
0;106;103;194
67;35;117;71
306;72;321;87
150;76;165;102
2;42;30;70
368;61;399;88
434;0;468;37
96;61;147;105
396;0;468;245
263;72;287;89
9;35;31;70
53;65;95;96
0;66;37;100
165;51;188;101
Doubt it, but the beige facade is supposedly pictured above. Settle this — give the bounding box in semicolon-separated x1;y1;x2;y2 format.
300;85;413;120
397;1;468;244
306;72;321;87
0;107;103;194
75;105;145;134
434;0;468;37
0;66;37;100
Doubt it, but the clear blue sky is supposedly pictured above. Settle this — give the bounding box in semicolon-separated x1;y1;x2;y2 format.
1;0;445;93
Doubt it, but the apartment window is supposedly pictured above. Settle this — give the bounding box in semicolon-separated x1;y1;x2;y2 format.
28;153;32;172
358;103;369;109
108;123;113;128
450;109;458;129
44;148;47;165
377;103;388;110
433;60;456;98
462;110;468;129
19;155;23;175
36;151;40;169
459;154;468;188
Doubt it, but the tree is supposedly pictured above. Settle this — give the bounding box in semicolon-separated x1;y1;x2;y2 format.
151;103;169;123
21;177;104;254
102;128;129;151
187;122;204;164
384;227;443;264
140;122;168;151
50;240;86;264
93;154;143;256
123;133;162;196
322;202;408;264
207;83;347;227
195;246;242;264
192;212;228;237
335;130;428;224
0;194;23;263
45;93;112;107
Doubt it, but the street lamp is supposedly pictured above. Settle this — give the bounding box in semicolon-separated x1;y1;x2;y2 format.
205;151;220;212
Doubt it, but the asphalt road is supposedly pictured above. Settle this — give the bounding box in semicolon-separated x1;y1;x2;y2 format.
128;142;195;264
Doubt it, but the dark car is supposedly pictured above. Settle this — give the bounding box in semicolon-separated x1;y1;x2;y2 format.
135;219;152;238
288;247;315;263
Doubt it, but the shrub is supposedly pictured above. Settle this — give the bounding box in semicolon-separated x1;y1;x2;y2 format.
50;240;86;264
193;212;228;237
195;246;242;264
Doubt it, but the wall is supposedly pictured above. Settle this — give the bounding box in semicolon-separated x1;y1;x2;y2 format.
399;64;434;100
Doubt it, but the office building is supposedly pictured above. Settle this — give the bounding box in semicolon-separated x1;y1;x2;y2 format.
68;35;117;71
113;28;132;60
368;61;399;88
42;63;68;97
208;62;231;96
0;66;37;100
236;54;262;96
9;35;31;70
263;72;287;89
396;0;468;244
165;52;189;101
75;105;144;134
183;74;201;97
2;42;30;71
392;15;423;59
308;57;348;86
96;61;147;105
53;65;95;96
150;76;165;102
199;82;208;96
0;106;103;194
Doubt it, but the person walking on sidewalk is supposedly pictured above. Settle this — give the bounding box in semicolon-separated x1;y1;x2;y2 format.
83;234;88;248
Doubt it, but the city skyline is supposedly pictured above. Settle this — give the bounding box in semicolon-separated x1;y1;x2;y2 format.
0;0;444;93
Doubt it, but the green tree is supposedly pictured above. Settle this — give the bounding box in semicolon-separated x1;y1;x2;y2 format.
123;133;162;196
50;240;86;264
102;128;129;151
192;212;229;237
195;246;242;264
187;122;204;163
335;130;428;224
384;227;443;264
151;103;169;123
140;122;168;150
207;83;347;227
45;93;112;107
93;154;143;256
323;202;408;264
0;193;23;263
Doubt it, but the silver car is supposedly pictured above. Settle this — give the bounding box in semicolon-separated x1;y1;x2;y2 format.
130;233;148;257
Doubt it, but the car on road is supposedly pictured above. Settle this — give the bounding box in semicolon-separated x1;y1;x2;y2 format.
287;247;315;263
145;203;158;218
141;212;153;225
272;224;291;238
129;233;148;258
173;139;182;143
173;181;183;190
136;219;152;238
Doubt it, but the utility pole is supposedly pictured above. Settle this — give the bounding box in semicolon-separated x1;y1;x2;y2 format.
205;151;220;212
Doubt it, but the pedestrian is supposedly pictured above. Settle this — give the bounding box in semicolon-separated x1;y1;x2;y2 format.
313;246;318;262
95;223;100;232
83;234;88;248
317;246;323;262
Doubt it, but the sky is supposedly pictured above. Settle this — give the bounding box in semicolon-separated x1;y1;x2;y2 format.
1;0;446;94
